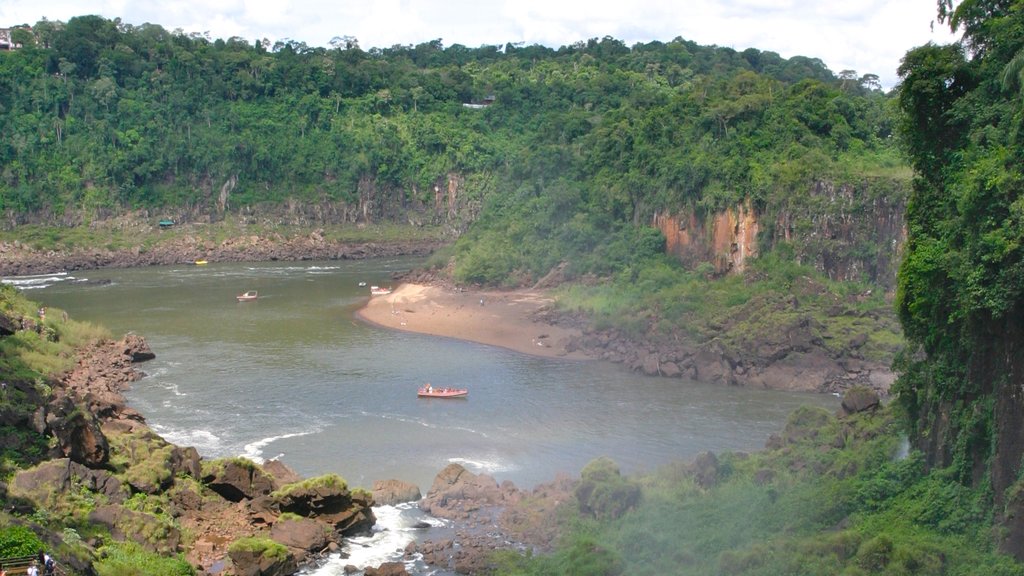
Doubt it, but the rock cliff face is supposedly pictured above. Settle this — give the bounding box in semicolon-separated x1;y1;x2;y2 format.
654;180;907;287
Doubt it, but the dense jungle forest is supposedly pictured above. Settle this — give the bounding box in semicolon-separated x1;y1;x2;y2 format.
0;14;905;288
3;2;1024;574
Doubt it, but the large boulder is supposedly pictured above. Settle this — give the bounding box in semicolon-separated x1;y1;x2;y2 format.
269;516;329;553
169;445;202;479
841;386;881;415
10;458;125;505
228;540;297;576
419;464;517;520
122;333;156;362
271;475;376;535
204;459;277;502
372;479;421;505
88;504;182;554
45;395;109;467
262;459;303;488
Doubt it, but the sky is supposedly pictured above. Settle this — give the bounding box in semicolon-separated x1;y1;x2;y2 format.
1;0;960;90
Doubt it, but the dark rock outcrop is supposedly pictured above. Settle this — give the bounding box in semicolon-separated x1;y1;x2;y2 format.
204;459;278;502
122;333;156;362
420;463;519;520
840;386;881;415
88;504;182;554
44;395;110;467
271;483;375;535
10;458;126;504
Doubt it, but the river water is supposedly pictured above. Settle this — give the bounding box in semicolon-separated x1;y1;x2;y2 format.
12;258;837;574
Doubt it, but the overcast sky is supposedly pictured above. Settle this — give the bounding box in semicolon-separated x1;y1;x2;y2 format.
2;0;959;90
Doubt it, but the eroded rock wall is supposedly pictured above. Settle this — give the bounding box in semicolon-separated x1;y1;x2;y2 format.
654;180;908;287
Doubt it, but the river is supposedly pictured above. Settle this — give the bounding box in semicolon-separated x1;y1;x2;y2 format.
11;258;838;574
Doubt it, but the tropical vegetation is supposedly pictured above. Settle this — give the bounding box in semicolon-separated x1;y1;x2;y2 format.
2;1;1023;573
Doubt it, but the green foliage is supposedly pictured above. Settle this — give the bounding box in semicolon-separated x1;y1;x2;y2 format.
554;249;902;360
893;0;1024;514
575;458;642;521
0;523;44;558
227;536;289;562
107;430;175;492
199;456;257;478
0;17;900;285
271;473;348;497
498;405;1024;575
94;541;195;576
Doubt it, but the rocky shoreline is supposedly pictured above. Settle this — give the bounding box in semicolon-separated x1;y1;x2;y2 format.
0;230;444;277
388;270;896;397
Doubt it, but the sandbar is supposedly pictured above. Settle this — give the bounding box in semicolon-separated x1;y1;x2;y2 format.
356;283;590;360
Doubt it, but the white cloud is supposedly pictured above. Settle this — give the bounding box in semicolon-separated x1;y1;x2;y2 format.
1;0;959;88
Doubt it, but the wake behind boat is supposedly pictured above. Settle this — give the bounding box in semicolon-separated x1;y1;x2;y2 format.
417;385;468;398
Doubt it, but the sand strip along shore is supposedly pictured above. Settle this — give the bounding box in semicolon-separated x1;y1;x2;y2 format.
356;283;591;360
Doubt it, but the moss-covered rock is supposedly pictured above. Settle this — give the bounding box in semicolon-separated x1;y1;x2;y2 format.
228;536;296;576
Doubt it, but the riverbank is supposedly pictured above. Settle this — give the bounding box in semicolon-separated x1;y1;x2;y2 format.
0;220;445;277
356;282;591;360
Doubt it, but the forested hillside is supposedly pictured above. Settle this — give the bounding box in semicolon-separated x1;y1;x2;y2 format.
1;15;905;287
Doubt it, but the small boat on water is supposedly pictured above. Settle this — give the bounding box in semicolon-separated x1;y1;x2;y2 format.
418;385;468;398
236;290;258;302
194;259;208;265
370;285;392;296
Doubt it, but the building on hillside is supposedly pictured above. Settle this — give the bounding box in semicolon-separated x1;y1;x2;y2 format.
462;95;496;109
0;28;24;50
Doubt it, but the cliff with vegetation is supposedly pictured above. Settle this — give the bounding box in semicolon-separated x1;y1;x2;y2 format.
0;16;906;285
893;0;1024;559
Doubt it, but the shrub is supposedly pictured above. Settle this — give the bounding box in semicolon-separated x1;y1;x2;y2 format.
94;541;194;576
0;523;44;558
575;458;641;521
272;473;348;498
227;537;289;562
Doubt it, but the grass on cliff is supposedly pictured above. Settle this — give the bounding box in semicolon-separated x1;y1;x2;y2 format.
0;284;110;380
493;402;1023;576
554;247;903;365
94;541;194;576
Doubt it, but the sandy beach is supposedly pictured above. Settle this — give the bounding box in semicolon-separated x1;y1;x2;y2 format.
356;283;591;360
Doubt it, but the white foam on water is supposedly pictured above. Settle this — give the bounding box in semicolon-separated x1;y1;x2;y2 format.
241;430;316;464
447;456;513;475
1;272;73;290
304;504;449;575
151;425;222;452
